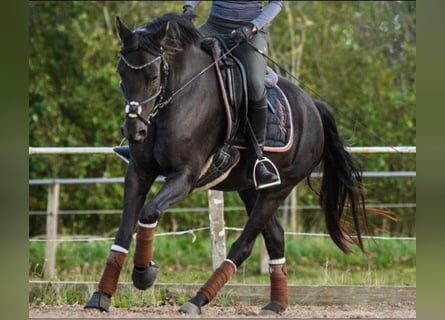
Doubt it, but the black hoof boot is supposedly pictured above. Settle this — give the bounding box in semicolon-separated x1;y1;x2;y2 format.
84;291;110;312
260;301;287;315
178;301;201;315
131;262;159;290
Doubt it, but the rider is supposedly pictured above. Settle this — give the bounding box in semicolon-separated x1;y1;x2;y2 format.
183;0;283;189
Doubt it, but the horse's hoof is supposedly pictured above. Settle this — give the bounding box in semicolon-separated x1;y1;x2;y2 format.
84;291;110;312
131;262;159;290
259;301;286;315
178;301;201;315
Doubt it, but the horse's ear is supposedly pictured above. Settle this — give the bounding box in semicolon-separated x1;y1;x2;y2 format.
115;16;132;43
160;21;171;43
160;21;184;55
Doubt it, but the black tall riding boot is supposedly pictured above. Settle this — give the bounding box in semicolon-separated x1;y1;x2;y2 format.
249;101;281;189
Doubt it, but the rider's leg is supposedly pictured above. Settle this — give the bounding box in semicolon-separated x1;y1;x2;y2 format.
248;96;280;188
235;30;280;189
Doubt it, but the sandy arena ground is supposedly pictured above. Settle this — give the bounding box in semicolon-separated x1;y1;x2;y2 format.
29;301;416;319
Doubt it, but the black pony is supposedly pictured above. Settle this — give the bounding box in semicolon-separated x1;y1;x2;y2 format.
85;13;368;315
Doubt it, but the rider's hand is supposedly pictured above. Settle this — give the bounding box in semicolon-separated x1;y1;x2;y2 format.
182;5;195;15
182;5;196;23
230;23;258;44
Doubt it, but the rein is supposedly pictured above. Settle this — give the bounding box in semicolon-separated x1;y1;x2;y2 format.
119;41;240;126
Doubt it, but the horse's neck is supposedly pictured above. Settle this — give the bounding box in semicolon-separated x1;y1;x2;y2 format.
162;45;225;143
166;46;213;89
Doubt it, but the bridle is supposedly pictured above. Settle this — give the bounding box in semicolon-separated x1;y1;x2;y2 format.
119;48;169;126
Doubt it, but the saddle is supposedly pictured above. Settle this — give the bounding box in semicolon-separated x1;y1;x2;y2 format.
200;37;293;152
193;37;292;190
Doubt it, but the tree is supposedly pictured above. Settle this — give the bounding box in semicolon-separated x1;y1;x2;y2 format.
29;2;416;237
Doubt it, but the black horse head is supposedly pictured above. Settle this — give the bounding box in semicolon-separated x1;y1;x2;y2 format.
115;14;200;143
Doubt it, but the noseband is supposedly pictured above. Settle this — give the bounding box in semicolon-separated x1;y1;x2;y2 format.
119;49;169;126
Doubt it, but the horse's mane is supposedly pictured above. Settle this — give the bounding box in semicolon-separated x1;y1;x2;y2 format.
121;13;201;56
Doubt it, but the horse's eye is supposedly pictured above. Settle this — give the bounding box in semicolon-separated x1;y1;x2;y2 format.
146;74;158;82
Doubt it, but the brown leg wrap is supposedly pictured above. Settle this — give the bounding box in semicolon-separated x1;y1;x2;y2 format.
133;225;156;268
97;250;127;296
269;263;288;308
198;260;236;302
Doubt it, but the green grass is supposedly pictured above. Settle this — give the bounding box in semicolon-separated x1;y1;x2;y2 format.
29;233;415;306
29;232;415;284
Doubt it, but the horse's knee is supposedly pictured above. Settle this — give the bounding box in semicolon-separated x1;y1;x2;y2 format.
138;204;161;224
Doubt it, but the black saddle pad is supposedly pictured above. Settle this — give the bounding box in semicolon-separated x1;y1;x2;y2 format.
233;84;293;152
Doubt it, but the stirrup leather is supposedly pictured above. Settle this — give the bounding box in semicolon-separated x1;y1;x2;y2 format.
253;157;281;189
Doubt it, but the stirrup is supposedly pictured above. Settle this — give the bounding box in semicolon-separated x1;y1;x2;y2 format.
253;157;281;190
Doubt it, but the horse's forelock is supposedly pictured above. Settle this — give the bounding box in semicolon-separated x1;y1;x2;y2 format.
142;14;200;49
120;13;200;57
119;28;158;56
162;13;201;44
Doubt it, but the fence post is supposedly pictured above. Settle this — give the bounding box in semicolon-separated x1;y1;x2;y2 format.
44;183;59;278
260;239;269;274
208;190;226;270
290;186;299;232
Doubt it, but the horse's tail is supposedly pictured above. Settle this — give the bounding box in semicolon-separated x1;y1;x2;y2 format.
311;99;368;254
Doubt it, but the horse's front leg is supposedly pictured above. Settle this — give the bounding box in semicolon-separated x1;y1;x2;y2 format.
85;163;155;311
131;168;195;290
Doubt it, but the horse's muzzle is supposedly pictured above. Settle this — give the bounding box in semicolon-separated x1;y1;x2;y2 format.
121;120;148;143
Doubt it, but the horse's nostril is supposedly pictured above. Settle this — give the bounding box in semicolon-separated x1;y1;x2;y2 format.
138;129;147;138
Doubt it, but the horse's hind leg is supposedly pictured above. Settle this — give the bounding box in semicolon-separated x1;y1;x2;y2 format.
180;189;290;315
238;189;288;314
259;215;288;314
85;165;154;311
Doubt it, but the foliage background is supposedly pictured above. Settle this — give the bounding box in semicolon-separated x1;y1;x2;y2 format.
29;2;415;240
